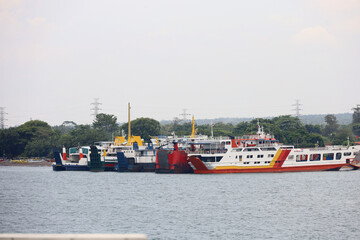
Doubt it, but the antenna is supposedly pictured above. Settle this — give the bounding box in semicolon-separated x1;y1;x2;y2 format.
91;98;102;120
292;99;302;117
179;109;190;121
210;120;214;139
0;107;8;129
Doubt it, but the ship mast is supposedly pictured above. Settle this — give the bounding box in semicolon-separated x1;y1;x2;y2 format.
190;115;196;138
127;102;131;145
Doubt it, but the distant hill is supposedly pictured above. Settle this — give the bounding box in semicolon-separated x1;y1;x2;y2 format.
160;113;353;126
299;113;352;125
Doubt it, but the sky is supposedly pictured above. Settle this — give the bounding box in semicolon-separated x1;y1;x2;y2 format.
1;0;359;127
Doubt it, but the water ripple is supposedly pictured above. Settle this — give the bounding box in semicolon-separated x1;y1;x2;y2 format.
1;167;360;239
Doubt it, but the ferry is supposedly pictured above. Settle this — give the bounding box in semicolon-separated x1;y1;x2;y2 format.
52;145;104;171
188;122;360;173
106;137;158;172
155;116;231;173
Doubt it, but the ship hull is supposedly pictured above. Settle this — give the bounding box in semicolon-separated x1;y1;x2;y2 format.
104;163;116;171
192;163;347;174
128;163;156;172
52;165;66;171
63;164;89;171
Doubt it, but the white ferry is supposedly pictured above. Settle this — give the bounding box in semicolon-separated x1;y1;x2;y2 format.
188;123;360;173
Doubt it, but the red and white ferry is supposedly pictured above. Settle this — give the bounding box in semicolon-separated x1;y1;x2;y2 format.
189;122;360;173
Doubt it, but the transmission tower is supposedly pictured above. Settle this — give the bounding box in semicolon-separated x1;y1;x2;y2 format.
90;98;102;120
179;109;191;121
0;107;8;129
292;99;302;117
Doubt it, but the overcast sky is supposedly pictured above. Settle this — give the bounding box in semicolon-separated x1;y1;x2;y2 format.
1;0;359;127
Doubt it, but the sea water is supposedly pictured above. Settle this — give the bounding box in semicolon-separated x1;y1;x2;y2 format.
0;166;359;240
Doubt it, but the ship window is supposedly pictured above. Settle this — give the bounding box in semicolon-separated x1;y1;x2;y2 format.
288;155;294;160
268;154;275;158
247;155;253;158
201;156;217;162
296;154;308;162
232;149;243;152
244;148;260;152
239;155;242;161
323;153;334;160
257;155;264;158
261;147;277;151
344;152;351;156
336;153;342;160
310;154;320;161
69;148;77;154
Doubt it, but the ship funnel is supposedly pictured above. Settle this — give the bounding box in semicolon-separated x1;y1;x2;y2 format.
62;146;67;160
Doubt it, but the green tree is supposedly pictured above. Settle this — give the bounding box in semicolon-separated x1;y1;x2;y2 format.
0;120;55;158
332;126;353;145
305;133;324;147
233;122;256;136
52;121;77;134
305;124;322;134
198;122;233;137
273;115;302;131
120;118;161;142
19;120;54;157
323;114;339;137
93;113;119;139
352;105;360;137
352;123;360;138
58;124;108;148
24;138;54;157
352;105;360;124
17;120;53;141
0;128;22;158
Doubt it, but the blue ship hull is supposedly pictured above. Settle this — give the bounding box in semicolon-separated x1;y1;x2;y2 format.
64;165;89;171
52;165;66;171
128;163;156;172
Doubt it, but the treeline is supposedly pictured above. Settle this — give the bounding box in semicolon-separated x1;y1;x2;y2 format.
1;109;360;159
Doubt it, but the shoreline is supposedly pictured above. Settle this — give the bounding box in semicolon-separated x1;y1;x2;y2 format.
0;161;53;167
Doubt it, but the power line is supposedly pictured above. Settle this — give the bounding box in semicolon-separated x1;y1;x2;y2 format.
179;109;190;121
292;99;302;117
0;107;8;129
90;98;102;120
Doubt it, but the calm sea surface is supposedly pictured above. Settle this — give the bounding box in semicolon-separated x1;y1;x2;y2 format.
0;166;359;239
